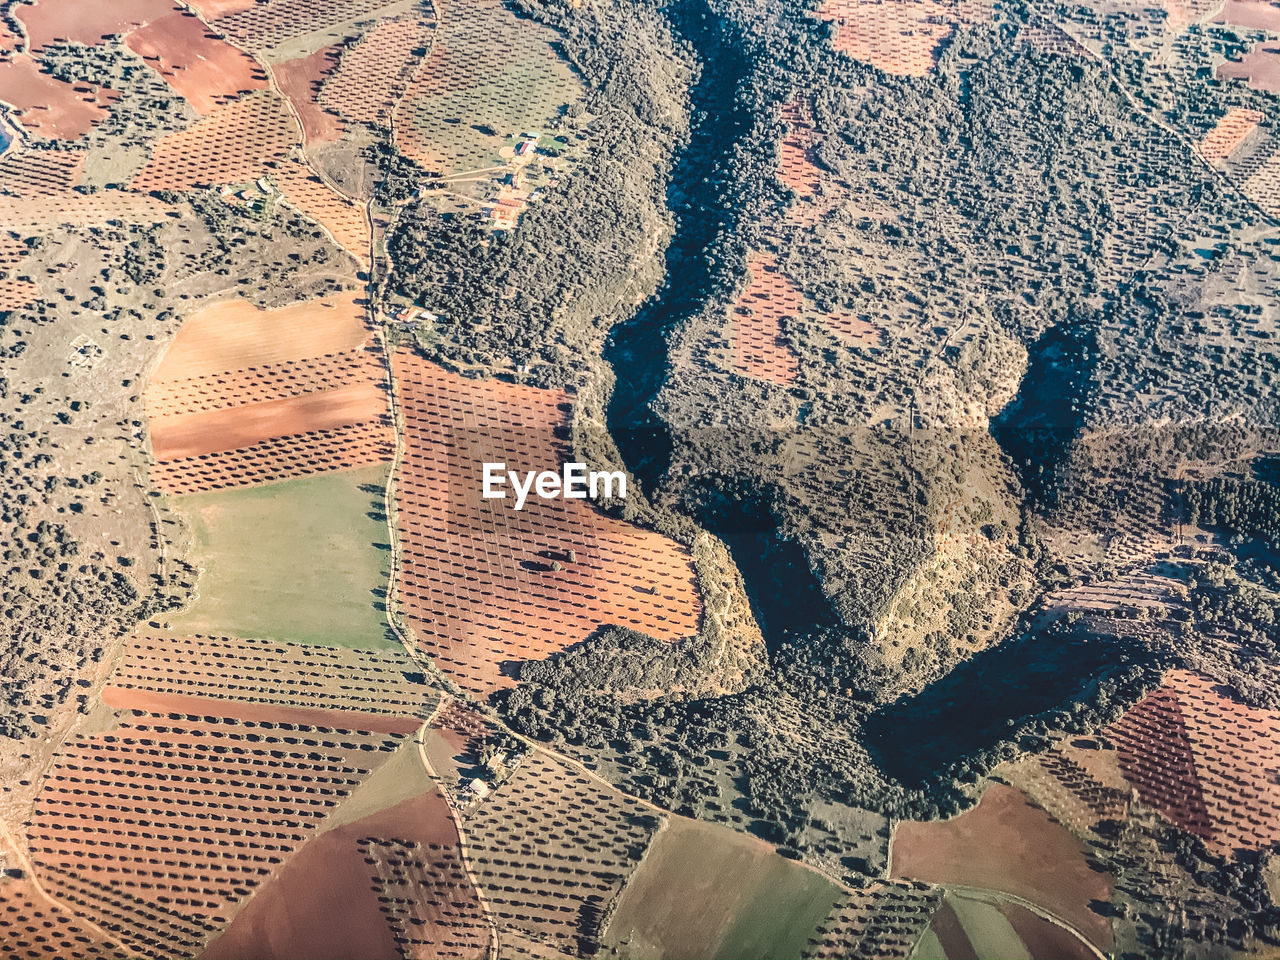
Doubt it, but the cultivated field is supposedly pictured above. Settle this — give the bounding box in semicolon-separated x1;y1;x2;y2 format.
1106;669;1280;852
202;791;487;960
27;707;409;957
273;46;345;145
14;0;171;51
167;465;395;648
125;10;268;116
466;752;660;955
814;0;962;77
0;55;118;139
393;351;702;698
0;879;127;960
802;883;942;960
108;632;439;720
130;90;299;191
604;817;844;960
393;0;581;175
891;782;1114;950
319;14;436;125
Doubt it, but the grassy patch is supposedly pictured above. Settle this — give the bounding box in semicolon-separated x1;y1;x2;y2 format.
604;817;843;960
169;464;395;649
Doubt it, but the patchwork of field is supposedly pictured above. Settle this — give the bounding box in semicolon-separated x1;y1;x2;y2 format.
813;0;988;77
392;351;702;698
1106;669;1280;852
890;782;1114;951
267;158;370;263
0;148;86;196
604;817;845;960
130;90;298;191
802;882;943;960
145;293;392;495
910;891;1100;960
393;0;581;175
466;751;661;955
202;790;489;960
13;0;173;51
319;14;436;125
125;10;268;116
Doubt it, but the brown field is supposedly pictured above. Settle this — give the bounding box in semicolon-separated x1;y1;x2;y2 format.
0;879;127;960
146;347;380;418
999;900;1099;960
1106;670;1280;852
1213;0;1280;28
0;276;38;310
467;751;661;953
393;351;702;699
125;11;268;115
202;791;487;960
802;883;942;960
108;633;440;720
28;707;408;956
0;149;86;196
0;191;170;231
130;90;298;191
150;294;368;381
891;782;1114;950
424;698;490;788
272;46;344;146
319;14;436;125
1218;43;1280;93
268;159;369;263
0;55;118;139
15;0;172;50
779;101;827;219
1199;108;1265;166
815;0;956;77
100;685;422;735
149;380;387;460
730;254;801;384
146;292;390;494
212;0;397;50
148;418;394;494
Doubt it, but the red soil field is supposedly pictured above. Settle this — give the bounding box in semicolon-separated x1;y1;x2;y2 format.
0;149;85;196
14;0;172;51
149;294;368;381
0;55;119;139
0;276;38;310
130;90;298;191
1217;43;1280;93
1213;0;1280;29
393;351;702;699
0;879;128;960
149;380;388;460
1198;108;1265;165
779;101;826;219
268;159;369;263
202;791;487;960
731;254;801;384
816;0;956;77
891;782;1114;950
319;15;436;125
272;46;344;146
998;901;1099;960
0;192;170;231
1106;670;1280;852
28;710;408;956
109;632;441;720
126;11;267;116
146;348;380;418
100;684;422;735
149;418;394;494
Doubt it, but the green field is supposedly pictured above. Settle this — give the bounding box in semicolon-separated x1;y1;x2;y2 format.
169;465;396;649
603;818;844;960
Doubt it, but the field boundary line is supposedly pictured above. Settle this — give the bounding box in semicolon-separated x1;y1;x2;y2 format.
944;883;1109;960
